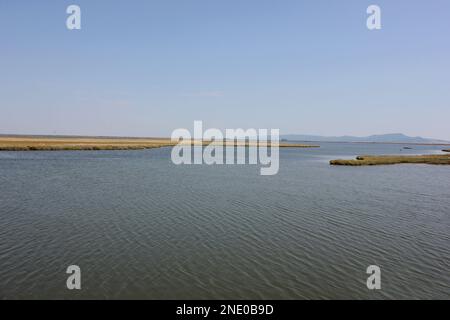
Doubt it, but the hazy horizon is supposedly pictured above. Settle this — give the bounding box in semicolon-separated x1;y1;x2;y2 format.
1;0;450;140
0;131;449;142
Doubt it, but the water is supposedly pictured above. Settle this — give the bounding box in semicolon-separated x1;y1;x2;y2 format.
0;143;449;299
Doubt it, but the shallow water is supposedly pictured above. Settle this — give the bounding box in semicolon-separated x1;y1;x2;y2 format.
0;143;449;299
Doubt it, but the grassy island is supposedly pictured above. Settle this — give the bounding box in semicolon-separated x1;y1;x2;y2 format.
0;136;319;151
443;149;450;152
330;154;450;166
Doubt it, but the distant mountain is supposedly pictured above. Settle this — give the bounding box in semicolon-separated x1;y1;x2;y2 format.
281;133;450;144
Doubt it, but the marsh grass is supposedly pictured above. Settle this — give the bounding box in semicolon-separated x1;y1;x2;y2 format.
330;154;450;166
0;136;318;151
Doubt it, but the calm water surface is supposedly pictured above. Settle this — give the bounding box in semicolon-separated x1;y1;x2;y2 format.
0;143;449;299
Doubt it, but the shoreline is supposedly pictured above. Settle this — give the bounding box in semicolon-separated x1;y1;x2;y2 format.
286;140;450;146
0;136;319;151
330;154;450;166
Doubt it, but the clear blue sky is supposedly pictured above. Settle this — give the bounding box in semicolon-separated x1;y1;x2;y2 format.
1;0;449;139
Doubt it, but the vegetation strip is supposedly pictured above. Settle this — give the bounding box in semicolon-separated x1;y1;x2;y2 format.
330;154;450;166
0;137;319;151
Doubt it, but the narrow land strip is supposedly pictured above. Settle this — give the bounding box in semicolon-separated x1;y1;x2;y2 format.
330;154;450;166
0;136;319;151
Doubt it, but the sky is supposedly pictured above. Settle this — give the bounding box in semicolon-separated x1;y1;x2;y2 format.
1;0;449;139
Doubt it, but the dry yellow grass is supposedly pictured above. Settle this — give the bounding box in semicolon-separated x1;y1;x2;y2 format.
0;137;174;151
330;154;450;166
0;136;319;151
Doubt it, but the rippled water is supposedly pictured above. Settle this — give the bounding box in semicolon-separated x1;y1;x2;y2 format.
0;143;449;299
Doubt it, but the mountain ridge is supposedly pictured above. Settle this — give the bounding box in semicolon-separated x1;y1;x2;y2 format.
281;133;450;144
